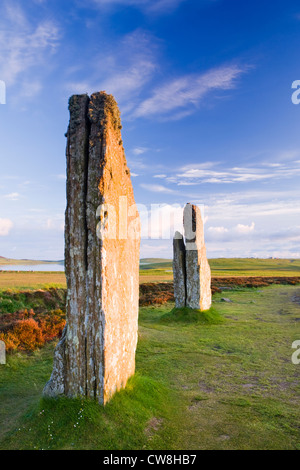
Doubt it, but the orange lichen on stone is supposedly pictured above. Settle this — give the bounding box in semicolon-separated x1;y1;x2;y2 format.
44;92;140;404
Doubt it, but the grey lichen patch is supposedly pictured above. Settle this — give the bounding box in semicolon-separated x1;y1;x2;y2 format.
43;326;67;398
68;94;90;131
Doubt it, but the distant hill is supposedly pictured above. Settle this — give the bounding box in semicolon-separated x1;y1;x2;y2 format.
140;258;172;270
140;258;172;264
0;257;64;266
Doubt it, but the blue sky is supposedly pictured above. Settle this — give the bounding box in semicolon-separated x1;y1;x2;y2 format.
0;0;300;260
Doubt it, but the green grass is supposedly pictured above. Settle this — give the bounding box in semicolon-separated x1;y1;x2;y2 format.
0;365;172;450
209;258;300;276
1;284;300;449
0;289;66;314
139;258;300;277
160;306;224;324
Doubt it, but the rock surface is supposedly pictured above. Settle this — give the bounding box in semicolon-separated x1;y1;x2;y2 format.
0;340;5;364
173;232;186;308
44;92;140;404
172;203;212;311
184;204;212;311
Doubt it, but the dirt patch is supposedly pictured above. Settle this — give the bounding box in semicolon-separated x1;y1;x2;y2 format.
291;293;300;305
145;417;163;438
198;381;215;394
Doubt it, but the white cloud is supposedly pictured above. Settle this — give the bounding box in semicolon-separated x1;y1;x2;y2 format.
133;64;247;119
165;158;300;186
235;222;255;235
132;147;149;156
208;226;229;235
4;192;20;201
45;218;64;232
0;218;13;236
140;183;176;194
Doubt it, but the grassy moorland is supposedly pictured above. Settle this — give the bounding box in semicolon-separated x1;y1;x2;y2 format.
1;258;300;289
0;284;299;450
139;258;300;281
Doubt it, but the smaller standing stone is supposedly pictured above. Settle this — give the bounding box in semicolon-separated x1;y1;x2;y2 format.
184;204;211;311
173;231;186;308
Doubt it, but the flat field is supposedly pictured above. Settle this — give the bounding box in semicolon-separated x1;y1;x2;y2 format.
0;283;299;450
1;258;300;289
140;258;300;282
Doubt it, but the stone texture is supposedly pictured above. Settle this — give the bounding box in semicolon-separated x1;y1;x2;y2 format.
172;204;211;311
173;231;186;308
44;92;140;404
0;340;5;364
184;204;211;311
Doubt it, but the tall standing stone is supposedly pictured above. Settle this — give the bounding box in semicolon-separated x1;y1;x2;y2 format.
172;204;211;311
44;92;140;404
184;203;211;311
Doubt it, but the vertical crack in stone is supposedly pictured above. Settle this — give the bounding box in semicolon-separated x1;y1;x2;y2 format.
82;96;91;398
83;97;91;273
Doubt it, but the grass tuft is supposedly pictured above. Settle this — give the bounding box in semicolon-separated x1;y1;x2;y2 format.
160;306;225;325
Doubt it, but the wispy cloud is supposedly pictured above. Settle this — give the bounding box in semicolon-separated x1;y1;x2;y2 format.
207;222;255;240
45;217;65;232
140;183;176;194
0;218;13;236
161;157;300;185
67;30;157;109
3;192;21;201
133;64;248;119
92;0;187;15
132;147;150;156
0;1;60;99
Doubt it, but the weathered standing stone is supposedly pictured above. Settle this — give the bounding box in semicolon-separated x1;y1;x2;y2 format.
184;203;211;311
172;204;211;311
44;92;140;404
173;231;186;308
0;340;6;364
